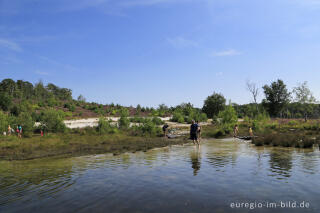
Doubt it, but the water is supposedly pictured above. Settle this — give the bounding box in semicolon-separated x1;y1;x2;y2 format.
1;138;320;213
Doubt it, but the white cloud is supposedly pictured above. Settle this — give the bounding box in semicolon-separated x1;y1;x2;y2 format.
211;49;242;57
166;36;199;48
121;0;190;7
35;70;49;76
0;38;22;52
0;56;22;64
215;72;223;76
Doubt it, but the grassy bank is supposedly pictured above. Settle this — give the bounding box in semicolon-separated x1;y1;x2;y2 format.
0;132;189;161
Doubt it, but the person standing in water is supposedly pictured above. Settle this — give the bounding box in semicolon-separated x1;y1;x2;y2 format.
190;120;199;145
196;121;201;143
249;126;254;137
233;124;239;137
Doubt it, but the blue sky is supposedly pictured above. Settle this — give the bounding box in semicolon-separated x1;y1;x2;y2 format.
1;0;320;107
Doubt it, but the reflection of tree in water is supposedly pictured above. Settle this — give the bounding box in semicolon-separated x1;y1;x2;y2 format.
297;150;318;174
206;149;237;169
269;150;293;178
0;158;77;205
190;148;201;176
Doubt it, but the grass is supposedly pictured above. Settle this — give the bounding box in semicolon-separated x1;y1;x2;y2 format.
0;132;189;160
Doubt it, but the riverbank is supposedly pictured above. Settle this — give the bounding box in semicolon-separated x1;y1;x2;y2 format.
0;133;189;161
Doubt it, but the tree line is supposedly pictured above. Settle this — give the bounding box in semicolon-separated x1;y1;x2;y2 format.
202;79;318;121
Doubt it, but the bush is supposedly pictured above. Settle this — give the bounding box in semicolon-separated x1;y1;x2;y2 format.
39;109;66;133
97;117;114;134
139;120;162;136
0;111;9;133
152;117;164;125
171;111;184;123
119;116;130;130
217;104;237;133
16;112;34;137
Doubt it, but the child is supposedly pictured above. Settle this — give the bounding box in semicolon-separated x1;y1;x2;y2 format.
233;125;239;137
249;126;254;137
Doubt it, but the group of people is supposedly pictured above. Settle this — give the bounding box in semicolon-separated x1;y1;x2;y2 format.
233;124;254;138
3;125;23;138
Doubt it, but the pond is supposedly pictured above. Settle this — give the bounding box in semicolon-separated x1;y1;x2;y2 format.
0;138;320;213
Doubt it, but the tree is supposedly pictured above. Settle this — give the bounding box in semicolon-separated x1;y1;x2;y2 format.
246;80;259;114
16;112;34;136
39;109;66;132
262;79;291;117
77;94;86;103
217;104;238;133
293;81;317;121
0;93;12;111
202;92;226;118
0;79;16;97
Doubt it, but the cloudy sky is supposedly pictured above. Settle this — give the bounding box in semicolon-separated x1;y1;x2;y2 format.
1;0;320;107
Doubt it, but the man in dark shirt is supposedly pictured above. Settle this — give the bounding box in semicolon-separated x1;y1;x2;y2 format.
162;123;169;138
190;120;199;145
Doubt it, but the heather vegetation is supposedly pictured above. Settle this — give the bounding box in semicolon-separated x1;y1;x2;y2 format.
1;78;320;160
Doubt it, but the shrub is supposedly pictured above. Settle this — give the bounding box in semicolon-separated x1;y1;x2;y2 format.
97;117;114;134
152;117;164;125
139;120;162;136
118;116;130;130
16;112;34;137
0;111;9;133
171;111;184;123
39;109;66;133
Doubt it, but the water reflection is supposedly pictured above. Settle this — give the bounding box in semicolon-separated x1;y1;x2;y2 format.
0;139;320;213
269;150;293;179
190;147;201;176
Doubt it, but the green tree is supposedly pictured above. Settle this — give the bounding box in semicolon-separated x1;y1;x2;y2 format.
0;79;16;96
262;79;291;117
16;112;34;136
293;81;317;121
0;111;9;133
217;104;238;133
39;109;66;132
202;92;226;118
98;117;113;134
0;93;12;111
77;94;86;103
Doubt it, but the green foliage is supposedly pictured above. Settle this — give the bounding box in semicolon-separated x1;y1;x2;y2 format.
202;92;226;118
118;116;130;130
171;111;185;123
39;109;66;133
262;79;291;117
217;104;238;133
16;112;34;137
97;117;115;134
138;120;162;136
152;117;164;125
0;93;12;111
0;111;9;133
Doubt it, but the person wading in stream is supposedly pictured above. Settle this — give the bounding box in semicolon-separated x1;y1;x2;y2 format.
196;121;202;143
190;120;199;145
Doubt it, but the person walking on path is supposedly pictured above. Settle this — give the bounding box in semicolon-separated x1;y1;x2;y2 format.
190;120;199;145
